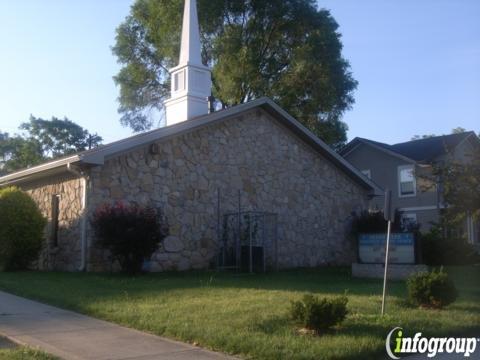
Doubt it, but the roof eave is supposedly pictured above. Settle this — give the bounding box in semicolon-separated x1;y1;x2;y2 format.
0;155;84;185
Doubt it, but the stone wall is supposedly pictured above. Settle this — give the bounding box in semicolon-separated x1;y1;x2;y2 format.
20;174;84;271
87;109;369;271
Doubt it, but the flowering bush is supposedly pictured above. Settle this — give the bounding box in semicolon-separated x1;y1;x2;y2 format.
91;202;168;274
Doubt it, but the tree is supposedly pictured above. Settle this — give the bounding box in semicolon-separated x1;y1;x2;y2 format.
112;0;358;149
436;150;480;220
420;146;480;232
0;117;102;175
411;134;436;141
0;132;44;174
411;127;471;141
451;127;466;134
20;116;103;157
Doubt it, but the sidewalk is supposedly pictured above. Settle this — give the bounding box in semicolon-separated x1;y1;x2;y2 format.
0;291;235;360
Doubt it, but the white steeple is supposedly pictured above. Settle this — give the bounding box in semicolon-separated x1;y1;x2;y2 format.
164;0;212;126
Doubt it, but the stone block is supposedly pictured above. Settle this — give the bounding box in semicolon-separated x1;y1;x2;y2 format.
163;236;184;253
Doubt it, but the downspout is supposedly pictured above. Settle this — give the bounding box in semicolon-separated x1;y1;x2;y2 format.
67;163;88;272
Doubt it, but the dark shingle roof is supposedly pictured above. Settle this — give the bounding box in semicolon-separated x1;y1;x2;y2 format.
390;132;476;162
342;132;478;163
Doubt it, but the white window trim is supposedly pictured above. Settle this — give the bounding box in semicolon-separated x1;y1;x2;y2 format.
398;164;416;198
361;169;371;179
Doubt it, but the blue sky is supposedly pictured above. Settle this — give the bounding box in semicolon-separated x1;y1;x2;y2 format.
0;0;478;144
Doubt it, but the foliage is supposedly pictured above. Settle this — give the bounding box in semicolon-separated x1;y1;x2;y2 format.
350;210;416;235
419;224;479;266
0;267;478;360
411;127;471;141
0;187;46;271
289;293;348;332
419;146;480;249
434;151;480;221
0;132;44;174
20;116;103;158
407;268;458;309
91;202;168;274
0;347;58;360
112;0;357;149
0;117;102;175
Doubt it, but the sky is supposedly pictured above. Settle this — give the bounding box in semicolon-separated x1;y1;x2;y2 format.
0;0;479;145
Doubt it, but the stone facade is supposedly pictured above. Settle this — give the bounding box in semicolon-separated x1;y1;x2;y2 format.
5;109;371;272
86;109;368;271
20;174;84;271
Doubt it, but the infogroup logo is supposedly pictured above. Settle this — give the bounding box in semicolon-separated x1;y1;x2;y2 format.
385;327;479;359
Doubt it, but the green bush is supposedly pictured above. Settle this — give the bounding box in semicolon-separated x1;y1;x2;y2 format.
289;293;348;333
350;210;419;235
419;225;479;266
0;187;46;271
407;268;458;308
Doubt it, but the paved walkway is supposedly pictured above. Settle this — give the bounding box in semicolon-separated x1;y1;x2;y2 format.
0;291;235;360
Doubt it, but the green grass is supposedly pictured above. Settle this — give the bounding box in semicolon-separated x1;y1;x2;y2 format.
0;267;478;360
0;347;57;360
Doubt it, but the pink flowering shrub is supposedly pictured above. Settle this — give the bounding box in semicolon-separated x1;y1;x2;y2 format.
91;202;168;274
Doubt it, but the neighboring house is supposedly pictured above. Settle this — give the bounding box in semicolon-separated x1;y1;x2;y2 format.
0;0;380;272
340;132;480;244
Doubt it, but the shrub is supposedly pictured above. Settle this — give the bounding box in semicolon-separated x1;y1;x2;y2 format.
289;293;348;333
419;225;479;266
0;187;46;271
407;268;458;308
350;210;418;235
91;202;168;274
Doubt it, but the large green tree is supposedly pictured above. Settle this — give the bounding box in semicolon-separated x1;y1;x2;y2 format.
112;0;357;149
20;116;102;158
0;132;44;174
0;117;102;175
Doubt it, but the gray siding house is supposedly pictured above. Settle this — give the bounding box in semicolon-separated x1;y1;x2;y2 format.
341;132;480;244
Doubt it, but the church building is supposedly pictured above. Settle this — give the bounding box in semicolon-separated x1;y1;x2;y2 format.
0;0;380;272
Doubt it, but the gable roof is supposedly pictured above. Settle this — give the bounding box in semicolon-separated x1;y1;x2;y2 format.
0;97;381;195
341;132;479;164
390;132;478;162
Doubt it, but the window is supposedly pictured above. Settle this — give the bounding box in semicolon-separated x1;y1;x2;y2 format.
51;195;60;247
401;213;417;231
398;165;416;197
361;169;371;179
173;70;185;92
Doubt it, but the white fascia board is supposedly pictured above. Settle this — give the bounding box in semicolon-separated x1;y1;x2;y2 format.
0;155;81;185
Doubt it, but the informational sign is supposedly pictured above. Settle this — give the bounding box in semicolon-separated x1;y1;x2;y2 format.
358;233;415;264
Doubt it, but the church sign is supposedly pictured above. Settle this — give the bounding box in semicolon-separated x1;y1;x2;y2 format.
358;233;415;264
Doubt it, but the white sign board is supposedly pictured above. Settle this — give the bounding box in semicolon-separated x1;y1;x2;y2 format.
358;233;415;264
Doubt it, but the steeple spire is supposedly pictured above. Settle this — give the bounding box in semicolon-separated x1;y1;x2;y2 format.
179;0;202;66
164;0;212;126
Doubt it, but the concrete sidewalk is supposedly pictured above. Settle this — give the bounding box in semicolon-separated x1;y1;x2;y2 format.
0;291;235;360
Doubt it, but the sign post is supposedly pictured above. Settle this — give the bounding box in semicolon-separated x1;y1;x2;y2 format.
381;189;393;316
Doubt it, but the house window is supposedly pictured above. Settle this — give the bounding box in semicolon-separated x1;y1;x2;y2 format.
51;195;60;247
401;213;417;231
361;169;371;179
398;165;416;197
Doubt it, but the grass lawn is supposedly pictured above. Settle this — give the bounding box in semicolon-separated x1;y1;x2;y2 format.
0;267;478;360
0;346;57;360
